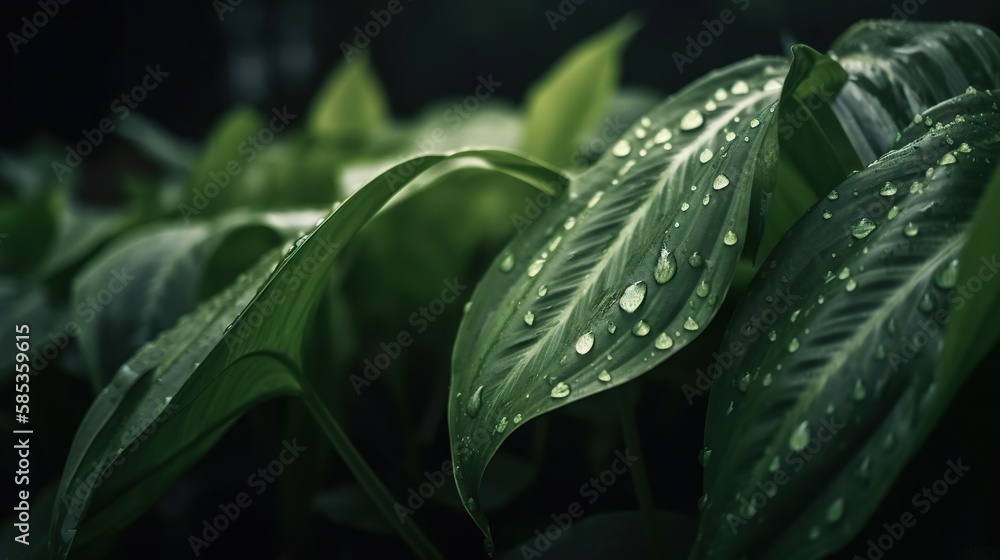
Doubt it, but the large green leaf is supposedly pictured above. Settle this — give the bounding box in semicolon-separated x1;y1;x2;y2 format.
72;209;324;387
697;89;1000;560
51;149;567;559
828;20;1000;165
522;17;639;167
450;56;796;546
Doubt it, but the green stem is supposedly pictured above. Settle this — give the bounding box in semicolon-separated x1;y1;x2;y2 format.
616;387;665;560
300;381;445;560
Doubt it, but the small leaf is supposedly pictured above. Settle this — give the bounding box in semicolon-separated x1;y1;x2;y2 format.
186;107;266;214
522;16;640;167
308;56;390;139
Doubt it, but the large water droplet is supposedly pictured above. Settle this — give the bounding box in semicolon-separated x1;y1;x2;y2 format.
846;278;858;292
699;149;714;163
880;182;897;196
903;222;919;237
680;110;704;131
466;386;484;418
696;280;710;297
851;218;877;239
762;372;773;387
933;258;959;289
938;152;957;165
654;249;677;284
789;420;810;451
654;333;673;350
653;129;672;144
619;281;647;312
713;174;730;190
688;252;704;268
576;332;595;355
788;338;801;353
598;370;612;382
827;190;839;200
537;285;548;297
496;417;508;433
632;320;651;336
702;193;711;206
738;373;750;392
684;317;700;331
551;382;571;399
730;80;750;95
612;139;631;157
723;231;738;246
524;311;535;326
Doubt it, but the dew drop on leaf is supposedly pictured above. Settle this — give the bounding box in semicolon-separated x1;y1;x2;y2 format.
611;139;631;157
654;333;673;350
575;332;595;355
550;382;571;399
654;249;677;284
713;174;730;190
680;109;705;131
619;281;647;312
789;421;810;451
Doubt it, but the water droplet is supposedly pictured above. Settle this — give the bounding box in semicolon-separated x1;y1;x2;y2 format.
527;259;546;277
696;280;710;297
684;317;700;331
618;160;635;177
827;190;842;202
612;140;631;157
702;193;711;206
919;292;934;313
466;386;484;418
750;118;761;128
789;420;810;451
767;330;777;342
619;281;647;312
499;252;515;272
524;311;535;326
903;222;919;237
564;217;577;230
550;382;571;398
596;370;612;383
680;110;704;130
738;373;750;392
654;333;673;349
653;129;672;144
699;148;714;163
764;78;783;91
497;416;508;433
730;80;750;95
887;206;900;220
688;252;704;268
762;372;773;387
713;174;730;190
632;320;651;336
575;332;595;355
714;87;729;101
654;249;677;284
704;99;718;111
823;209;833;220
846;278;858;292
938;152;957;165
909;181;924;194
681;202;690;211
933;258;959;289
513;413;523;424
537;285;548;297
769;455;781;472
875;344;887;360
958;142;972;153
880;182;897;196
851;218;878;239
726;131;737;142
724;231;738;246
788;338;801;353
853;379;866;401
809;526;821;540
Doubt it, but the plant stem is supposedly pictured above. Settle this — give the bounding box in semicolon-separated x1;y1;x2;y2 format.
300;380;445;560
616;387;666;560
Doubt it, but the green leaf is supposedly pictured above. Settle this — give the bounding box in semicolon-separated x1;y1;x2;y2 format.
51;148;567;559
185;106;265;215
698;89;1000;560
451;56;792;546
71;209;324;388
308;56;390;139
828;20;1000;164
522;16;639;167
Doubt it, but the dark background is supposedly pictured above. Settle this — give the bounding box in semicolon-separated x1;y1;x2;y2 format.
3;1;1000;559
